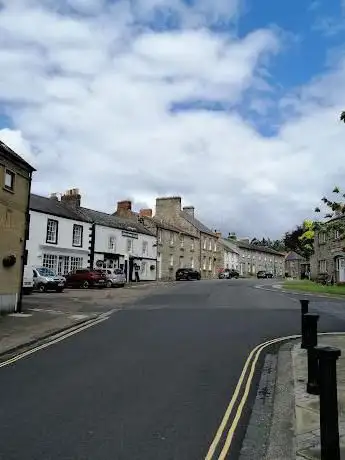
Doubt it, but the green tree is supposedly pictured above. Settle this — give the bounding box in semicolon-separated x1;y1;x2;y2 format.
298;220;316;262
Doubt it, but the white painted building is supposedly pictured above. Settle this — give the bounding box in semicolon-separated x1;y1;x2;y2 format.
220;238;240;271
27;194;91;274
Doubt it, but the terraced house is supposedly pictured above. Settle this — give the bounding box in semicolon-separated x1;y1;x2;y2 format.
235;239;285;277
0;140;35;313
310;217;345;283
154;197;221;279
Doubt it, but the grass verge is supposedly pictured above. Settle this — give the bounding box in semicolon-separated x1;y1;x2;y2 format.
283;280;345;296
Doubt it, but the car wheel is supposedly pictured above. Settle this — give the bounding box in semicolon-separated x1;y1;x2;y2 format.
197;274;201;280
81;280;89;289
38;284;46;293
106;280;112;288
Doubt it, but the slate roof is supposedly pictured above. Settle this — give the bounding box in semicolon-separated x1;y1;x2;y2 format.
30;194;91;222
151;217;197;237
181;211;215;236
220;238;241;254
235;240;285;256
80;207;155;236
285;251;305;261
0;140;35;172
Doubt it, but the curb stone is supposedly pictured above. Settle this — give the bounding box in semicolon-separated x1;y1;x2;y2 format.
0;314;101;363
254;284;345;300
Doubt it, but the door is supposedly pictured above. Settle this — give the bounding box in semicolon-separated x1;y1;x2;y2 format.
338;258;345;282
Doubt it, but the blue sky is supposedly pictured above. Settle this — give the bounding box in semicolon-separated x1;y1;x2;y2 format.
1;0;345;238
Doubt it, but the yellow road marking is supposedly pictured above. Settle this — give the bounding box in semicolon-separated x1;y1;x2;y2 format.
0;317;108;369
206;331;345;459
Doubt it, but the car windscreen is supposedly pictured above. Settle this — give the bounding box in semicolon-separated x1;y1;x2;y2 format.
37;268;56;277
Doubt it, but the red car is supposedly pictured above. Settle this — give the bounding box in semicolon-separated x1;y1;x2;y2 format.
65;269;107;289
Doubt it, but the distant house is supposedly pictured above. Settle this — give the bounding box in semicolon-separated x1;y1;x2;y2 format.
285;251;308;279
219;238;240;271
235;239;285;276
0;140;35;313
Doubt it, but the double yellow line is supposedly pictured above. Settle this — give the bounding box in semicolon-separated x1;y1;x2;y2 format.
205;334;300;459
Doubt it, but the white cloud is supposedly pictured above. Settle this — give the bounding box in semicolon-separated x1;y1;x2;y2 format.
0;0;345;239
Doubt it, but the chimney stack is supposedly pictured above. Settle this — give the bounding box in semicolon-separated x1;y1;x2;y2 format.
61;188;81;208
139;209;152;218
215;231;222;238
183;206;195;217
49;193;59;201
115;200;133;217
156;197;182;221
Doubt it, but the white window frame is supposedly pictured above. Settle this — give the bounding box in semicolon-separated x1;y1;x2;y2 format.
203;238;207;250
203;256;206;270
4;169;15;191
169;254;174;267
72;224;83;247
180;234;184;248
42;254;58;272
108;236;116;251
208;257;212;270
70;256;83;272
46;219;58;244
127;239;133;253
170;232;174;245
142;240;148;256
209;239;212;250
191;238;194;250
214;241;217;252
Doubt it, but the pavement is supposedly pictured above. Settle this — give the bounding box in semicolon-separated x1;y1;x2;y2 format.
0;279;345;459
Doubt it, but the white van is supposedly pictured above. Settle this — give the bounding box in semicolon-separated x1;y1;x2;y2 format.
22;265;34;294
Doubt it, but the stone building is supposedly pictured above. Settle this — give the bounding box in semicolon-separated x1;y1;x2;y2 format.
219;237;240;271
138;208;199;280
0;140;35;313
153;197;221;279
285;251;309;279
310;219;345;283
235;239;285;277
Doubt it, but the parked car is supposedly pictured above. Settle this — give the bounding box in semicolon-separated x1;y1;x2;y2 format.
96;268;126;288
257;271;273;279
219;269;239;279
33;267;66;292
22;265;34;294
65;269;107;289
176;268;201;281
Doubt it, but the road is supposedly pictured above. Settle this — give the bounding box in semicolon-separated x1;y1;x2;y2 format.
0;279;344;460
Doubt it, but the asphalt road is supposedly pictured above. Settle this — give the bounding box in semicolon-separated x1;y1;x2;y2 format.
1;279;344;460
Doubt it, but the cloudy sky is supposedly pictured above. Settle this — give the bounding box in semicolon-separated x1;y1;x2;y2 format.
1;0;345;239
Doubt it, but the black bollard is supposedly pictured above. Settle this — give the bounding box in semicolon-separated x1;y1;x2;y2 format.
303;313;320;395
300;299;310;349
314;346;341;460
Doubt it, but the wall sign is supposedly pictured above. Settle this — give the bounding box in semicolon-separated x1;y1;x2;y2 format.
122;230;138;239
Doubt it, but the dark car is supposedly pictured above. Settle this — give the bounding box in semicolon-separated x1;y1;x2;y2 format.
257;271;273;279
65;269;107;289
219;269;239;279
176;268;201;281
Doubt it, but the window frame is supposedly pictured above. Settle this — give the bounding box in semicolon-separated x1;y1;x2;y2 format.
4;168;15;192
108;235;116;251
46;218;59;245
142;240;148;256
319;232;326;244
126;238;133;253
72;224;83;247
318;259;327;273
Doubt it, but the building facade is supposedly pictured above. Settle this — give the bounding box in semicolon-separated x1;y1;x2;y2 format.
138;208;199;280
285;251;309;279
27;193;91;275
235;240;285;277
219;238;240;271
0;140;35;313
154;197;221;279
310;221;345;283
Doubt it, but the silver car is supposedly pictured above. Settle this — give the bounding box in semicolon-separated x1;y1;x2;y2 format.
33;267;66;292
98;268;126;288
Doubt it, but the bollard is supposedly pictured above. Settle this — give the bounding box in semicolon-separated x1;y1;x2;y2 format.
314;346;341;460
303;313;320;395
300;299;310;349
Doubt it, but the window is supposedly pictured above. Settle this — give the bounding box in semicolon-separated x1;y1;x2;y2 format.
179;256;184;268
108;236;116;251
335;229;341;240
4;169;15;191
142;240;148;256
70;257;83;271
209;239;212;250
158;229;162;243
127;239;132;253
191;238;194;250
319;260;327;273
141;261;147;275
180;234;184;248
170;232;174;245
169;254;174;267
43;254;58;272
203;256;206;270
46;219;58;244
319;232;326;244
72;224;83;247
191;257;194;268
214;241;217;252
208;257;212;270
203;238;207;249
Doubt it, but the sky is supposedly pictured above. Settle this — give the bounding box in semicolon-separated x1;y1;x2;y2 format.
1;0;345;239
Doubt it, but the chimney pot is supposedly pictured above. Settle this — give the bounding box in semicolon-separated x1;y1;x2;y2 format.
61;188;81;208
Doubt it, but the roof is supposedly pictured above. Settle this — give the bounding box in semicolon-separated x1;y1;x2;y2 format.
0;140;35;172
285;251;305;261
181;211;215;236
151;217;197;237
235;240;285;257
30;194;91;222
220;238;241;254
80;207;155;236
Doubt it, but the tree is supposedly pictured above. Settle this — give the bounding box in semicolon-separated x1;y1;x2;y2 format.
341;111;345;123
298;220;315;262
283;225;304;253
313;186;345;238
